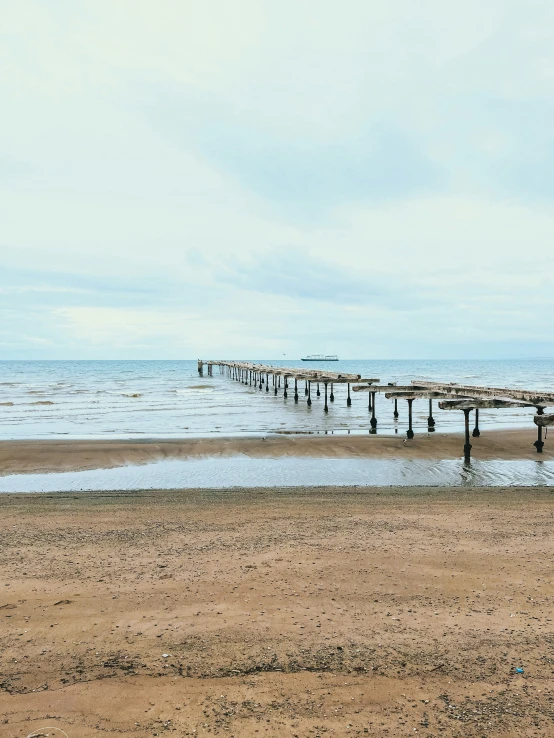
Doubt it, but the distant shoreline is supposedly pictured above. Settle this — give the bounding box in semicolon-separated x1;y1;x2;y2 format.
1;427;552;476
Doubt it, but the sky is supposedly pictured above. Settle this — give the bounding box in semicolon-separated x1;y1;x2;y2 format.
1;0;554;360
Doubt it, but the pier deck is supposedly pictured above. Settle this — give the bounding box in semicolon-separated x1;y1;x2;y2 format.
198;360;553;460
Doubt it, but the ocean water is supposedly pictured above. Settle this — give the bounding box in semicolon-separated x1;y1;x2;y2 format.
0;359;553;440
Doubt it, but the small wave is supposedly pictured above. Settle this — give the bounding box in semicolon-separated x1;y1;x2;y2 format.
175;386;214;394
0;402;14;406
31;400;55;405
122;392;142;398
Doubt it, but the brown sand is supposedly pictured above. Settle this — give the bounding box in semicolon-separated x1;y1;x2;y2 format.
1;486;554;737
0;428;551;476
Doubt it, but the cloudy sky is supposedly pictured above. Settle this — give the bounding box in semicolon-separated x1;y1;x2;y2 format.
2;0;554;359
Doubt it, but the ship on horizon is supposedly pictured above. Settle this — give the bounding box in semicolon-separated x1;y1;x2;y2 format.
301;354;339;361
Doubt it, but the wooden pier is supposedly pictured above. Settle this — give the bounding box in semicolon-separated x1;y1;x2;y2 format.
198;361;554;460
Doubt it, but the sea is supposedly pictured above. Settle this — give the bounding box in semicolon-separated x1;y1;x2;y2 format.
1;359;552;440
1;359;553;492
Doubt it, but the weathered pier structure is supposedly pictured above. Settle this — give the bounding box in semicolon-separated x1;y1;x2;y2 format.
198;361;554;461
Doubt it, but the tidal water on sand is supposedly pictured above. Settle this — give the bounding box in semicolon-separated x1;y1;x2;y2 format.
1;457;553;493
1;359;553;440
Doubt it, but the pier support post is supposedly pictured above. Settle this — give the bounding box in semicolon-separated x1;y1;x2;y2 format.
294;378;299;403
534;407;545;453
307;381;312;406
266;373;269;392
394;398;399;419
463;408;472;461
330;383;335;402
407;399;414;439
368;391;372;412
370;392;377;432
347;383;351;406
324;383;329;412
305;380;308;396
317;383;320;397
427;399;435;428
472;408;480;437
198;360;203;376
284;378;288;399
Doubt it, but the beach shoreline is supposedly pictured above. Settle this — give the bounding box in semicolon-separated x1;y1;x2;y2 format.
0;427;551;476
1;486;554;737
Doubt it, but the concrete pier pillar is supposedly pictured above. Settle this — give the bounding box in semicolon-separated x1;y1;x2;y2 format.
407;398;414;439
472;408;480;437
535;407;545;452
428;399;435;428
370;392;377;431
463;408;472;461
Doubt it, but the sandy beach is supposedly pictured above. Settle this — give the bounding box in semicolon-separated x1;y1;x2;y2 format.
0;427;551;476
1;486;553;737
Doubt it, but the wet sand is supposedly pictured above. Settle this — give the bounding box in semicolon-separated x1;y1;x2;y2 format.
0;427;551;476
1;486;554;737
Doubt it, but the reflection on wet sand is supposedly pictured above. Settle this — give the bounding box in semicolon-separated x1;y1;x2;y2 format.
1;455;553;493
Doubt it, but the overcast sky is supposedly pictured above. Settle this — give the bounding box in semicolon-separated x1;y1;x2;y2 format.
1;1;554;360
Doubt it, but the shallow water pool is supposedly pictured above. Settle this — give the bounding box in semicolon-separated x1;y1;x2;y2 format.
1;456;553;493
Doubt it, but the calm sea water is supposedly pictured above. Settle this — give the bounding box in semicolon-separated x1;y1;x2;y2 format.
0;359;552;440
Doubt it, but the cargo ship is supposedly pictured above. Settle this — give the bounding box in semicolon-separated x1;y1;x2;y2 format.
301;354;339;361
